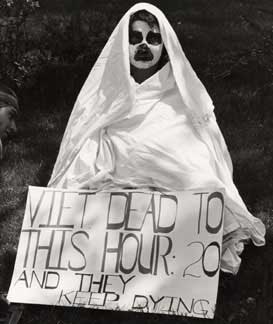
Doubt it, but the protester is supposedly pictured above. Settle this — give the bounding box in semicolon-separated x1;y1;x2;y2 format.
48;3;265;274
0;83;19;320
0;83;18;159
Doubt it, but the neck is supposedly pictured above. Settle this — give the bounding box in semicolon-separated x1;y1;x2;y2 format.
130;64;159;84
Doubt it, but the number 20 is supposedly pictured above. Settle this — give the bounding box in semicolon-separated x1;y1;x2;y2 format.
183;241;221;278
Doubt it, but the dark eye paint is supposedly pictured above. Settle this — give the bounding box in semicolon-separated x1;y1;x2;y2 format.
146;31;162;45
129;31;143;45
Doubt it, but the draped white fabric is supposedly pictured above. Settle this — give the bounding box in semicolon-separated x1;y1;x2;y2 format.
48;3;265;274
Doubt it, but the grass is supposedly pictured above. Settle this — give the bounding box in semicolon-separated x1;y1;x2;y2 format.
1;0;273;323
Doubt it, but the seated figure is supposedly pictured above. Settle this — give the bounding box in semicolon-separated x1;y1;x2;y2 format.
0;84;18;159
48;3;265;274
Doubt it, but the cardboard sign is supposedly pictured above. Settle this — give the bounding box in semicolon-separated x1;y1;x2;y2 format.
8;186;224;319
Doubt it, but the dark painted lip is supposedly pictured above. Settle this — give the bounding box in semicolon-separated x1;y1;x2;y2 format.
134;52;153;61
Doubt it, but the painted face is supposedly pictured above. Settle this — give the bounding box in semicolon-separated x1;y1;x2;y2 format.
129;20;163;69
0;106;17;139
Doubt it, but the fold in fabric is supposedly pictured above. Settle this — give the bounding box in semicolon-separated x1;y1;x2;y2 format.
48;3;265;274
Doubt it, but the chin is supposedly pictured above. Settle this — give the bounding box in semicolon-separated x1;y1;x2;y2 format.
132;60;158;70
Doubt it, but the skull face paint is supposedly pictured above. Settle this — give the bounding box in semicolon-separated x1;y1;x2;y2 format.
129;20;163;69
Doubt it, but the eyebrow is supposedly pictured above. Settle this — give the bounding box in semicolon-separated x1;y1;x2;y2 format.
8;107;18;118
147;31;162;38
130;31;162;38
130;30;142;35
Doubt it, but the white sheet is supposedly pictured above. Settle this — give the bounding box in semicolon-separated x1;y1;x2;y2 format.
48;3;265;274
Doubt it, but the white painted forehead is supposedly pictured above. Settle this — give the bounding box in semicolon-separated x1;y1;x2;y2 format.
128;9;162;36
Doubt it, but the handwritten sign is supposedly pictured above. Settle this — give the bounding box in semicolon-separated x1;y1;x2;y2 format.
8;186;224;319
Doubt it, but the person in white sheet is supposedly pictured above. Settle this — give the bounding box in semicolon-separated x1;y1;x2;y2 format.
48;3;265;274
0;84;18;160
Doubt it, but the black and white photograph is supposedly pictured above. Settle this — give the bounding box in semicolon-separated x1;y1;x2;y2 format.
0;0;272;323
